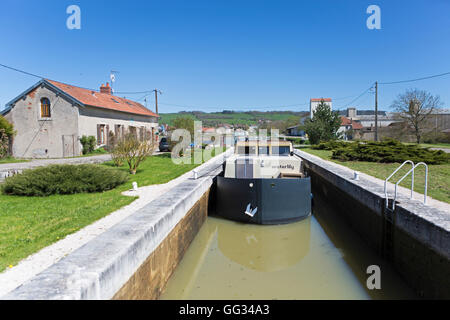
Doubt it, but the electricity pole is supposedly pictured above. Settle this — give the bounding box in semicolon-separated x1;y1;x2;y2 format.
375;81;378;141
152;89;162;114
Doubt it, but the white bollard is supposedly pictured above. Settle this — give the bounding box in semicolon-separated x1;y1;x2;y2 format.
193;170;198;180
132;182;138;191
353;171;360;181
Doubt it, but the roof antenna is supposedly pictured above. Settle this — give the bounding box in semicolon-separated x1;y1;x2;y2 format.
110;70;119;94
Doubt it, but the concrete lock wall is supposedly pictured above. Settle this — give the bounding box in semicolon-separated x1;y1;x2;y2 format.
2;151;230;300
295;150;450;299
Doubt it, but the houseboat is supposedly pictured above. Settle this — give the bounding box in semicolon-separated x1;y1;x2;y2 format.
215;140;311;225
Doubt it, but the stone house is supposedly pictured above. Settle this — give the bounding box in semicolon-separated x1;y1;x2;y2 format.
338;116;363;140
1;79;159;158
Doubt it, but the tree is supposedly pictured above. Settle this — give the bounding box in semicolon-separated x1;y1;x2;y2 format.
172;116;195;138
0;115;14;137
112;133;156;174
259;116;299;134
391;89;442;144
0;116;14;158
304;100;341;144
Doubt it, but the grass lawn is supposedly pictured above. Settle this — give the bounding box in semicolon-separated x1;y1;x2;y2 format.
0;148;225;272
404;142;450;149
0;157;29;164
301;148;450;204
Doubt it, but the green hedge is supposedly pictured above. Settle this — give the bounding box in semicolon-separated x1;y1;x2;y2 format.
2;164;129;196
312;140;449;165
311;140;349;150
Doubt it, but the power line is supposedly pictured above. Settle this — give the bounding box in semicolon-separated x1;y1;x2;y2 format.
379;71;450;85
0;63;44;79
342;85;374;108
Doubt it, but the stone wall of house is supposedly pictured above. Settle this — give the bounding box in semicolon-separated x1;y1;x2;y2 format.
78;106;158;147
6;86;80;158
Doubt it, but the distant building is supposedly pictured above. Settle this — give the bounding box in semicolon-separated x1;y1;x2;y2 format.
1;79;159;158
286;125;305;137
310;98;332;119
338;116;363;140
339;107;399;128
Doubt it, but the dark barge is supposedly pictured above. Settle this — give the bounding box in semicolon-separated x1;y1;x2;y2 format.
215;141;311;225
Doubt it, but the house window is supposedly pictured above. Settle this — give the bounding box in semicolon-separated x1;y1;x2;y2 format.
40;98;51;118
97;124;106;145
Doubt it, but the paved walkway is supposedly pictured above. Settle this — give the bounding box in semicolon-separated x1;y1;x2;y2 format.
0;154;112;172
430;147;450;153
0;151;166;180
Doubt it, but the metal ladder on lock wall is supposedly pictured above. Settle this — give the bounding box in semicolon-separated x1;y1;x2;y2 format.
384;160;428;211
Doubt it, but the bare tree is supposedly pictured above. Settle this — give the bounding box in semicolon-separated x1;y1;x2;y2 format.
112;133;156;174
391;89;442;144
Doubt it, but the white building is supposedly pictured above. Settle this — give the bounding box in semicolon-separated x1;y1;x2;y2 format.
310;98;332;118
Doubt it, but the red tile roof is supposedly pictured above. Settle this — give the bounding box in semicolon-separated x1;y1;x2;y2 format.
46;79;159;117
341;116;363;129
310;98;332;102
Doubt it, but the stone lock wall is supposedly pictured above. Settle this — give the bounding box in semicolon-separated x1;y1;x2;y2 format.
296;149;450;299
113;190;210;300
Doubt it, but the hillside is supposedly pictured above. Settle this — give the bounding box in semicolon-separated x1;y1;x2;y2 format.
159;111;309;127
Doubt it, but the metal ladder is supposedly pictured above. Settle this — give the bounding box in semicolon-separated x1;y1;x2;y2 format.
384;160;428;210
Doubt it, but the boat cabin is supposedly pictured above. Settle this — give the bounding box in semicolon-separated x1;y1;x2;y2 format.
224;141;304;179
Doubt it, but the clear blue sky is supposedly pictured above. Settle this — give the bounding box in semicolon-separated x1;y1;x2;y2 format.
0;0;449;113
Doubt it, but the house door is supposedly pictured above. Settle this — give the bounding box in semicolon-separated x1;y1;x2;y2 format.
62;135;75;158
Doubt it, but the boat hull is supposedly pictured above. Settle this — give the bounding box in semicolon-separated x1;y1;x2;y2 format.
215;176;311;225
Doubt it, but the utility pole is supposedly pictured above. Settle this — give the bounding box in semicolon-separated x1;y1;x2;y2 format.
375;81;378;141
152;89;162;114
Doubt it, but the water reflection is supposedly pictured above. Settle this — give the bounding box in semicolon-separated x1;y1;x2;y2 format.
160;210;415;300
217;218;310;272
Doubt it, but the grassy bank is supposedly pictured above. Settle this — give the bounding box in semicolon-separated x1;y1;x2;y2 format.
0;148;224;272
0;157;29;164
301;148;450;204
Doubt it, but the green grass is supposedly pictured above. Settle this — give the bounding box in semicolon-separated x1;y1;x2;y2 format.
0;157;29;164
404;142;450;149
0;149;224;272
159;111;307;127
301;147;450;204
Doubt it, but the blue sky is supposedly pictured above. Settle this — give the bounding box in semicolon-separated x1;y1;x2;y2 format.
0;0;449;113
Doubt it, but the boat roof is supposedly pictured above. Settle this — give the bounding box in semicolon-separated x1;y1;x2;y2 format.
235;140;292;147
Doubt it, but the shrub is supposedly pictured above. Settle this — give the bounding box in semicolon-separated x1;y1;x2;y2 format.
311;140;349;150
0;115;14;137
324;139;449;165
112;133;156;174
2;164;129;196
0;129;9;159
80;135;96;155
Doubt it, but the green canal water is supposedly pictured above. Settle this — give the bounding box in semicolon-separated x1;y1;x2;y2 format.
160;194;416;300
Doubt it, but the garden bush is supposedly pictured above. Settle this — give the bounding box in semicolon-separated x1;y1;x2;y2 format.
311;140;349;150
319;139;450;165
80;135;96;155
2;164;129;196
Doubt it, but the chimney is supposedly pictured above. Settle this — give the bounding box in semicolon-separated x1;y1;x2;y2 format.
100;82;112;95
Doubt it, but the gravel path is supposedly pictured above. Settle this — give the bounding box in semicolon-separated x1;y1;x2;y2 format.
0;150;229;297
0;154;112;171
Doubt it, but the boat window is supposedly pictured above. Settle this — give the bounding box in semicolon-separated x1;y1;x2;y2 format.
237;146;257;155
272;146;291;156
258;146;269;155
